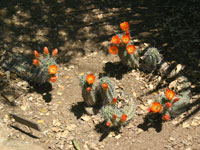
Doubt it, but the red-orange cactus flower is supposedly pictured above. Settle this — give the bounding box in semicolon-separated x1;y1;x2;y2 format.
33;59;39;66
120;114;127;123
43;46;49;54
34;50;40;58
120;22;129;31
106;121;112;127
111;35;121;45
165;88;175;100
165;102;172;108
112;98;117;104
86;74;96;84
151;102;162;113
126;45;136;54
109;46;119;55
52;48;58;56
173;97;180;102
50;76;57;82
163;114;170;121
86;87;91;92
122;34;130;44
49;65;58;74
102;83;108;90
113;114;117;120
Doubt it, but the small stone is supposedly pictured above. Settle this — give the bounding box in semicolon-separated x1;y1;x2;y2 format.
81;115;91;121
67;124;76;131
53;119;61;127
52;127;60;133
64;76;70;79
182;122;190;128
40;108;48;113
115;134;121;139
57;92;63;96
61;130;69;138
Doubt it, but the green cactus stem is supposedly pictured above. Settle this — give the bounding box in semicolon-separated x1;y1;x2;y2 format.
141;47;162;72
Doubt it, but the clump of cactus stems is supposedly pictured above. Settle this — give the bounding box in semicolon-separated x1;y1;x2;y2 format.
101;92;135;128
80;74;136;127
147;87;190;121
32;47;58;83
98;77;116;105
108;21;140;68
80;73;98;106
2;46;58;84
141;47;162;73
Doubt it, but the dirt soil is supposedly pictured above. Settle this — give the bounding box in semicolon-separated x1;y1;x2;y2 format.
0;0;200;150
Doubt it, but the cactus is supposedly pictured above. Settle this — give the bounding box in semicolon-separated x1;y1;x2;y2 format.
98;77;116;105
141;47;162;72
101;92;136;127
2;47;58;84
108;22;140;68
148;77;191;120
118;43;140;68
80;73;98;107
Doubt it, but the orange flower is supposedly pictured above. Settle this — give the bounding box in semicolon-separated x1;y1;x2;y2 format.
165;88;175;100
165;102;172;108
147;107;151;112
120;114;127;123
34;50;40;58
109;46;119;55
33;59;39;66
49;65;58;74
106;121;112;127
163;114;170;121
43;46;49;54
151;102;162;113
52;48;58;56
86;74;96;84
50;76;57;82
86;87;91;92
112;98;117;104
102;83;108;90
111;35;121;45
113;114;117;120
126;45;136;54
120;22;129;31
122;34;130;44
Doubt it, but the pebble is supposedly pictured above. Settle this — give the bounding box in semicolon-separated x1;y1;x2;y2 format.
81;115;91;121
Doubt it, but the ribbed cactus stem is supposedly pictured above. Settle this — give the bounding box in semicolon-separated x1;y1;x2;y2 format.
99;77;116;105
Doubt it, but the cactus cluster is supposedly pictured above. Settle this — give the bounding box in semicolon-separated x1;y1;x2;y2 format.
101;92;135;127
80;73;136;127
2;46;59;84
141;47;162;72
147;79;191;121
108;22;140;68
108;22;163;72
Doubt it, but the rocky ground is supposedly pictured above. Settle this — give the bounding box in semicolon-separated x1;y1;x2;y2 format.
0;0;200;150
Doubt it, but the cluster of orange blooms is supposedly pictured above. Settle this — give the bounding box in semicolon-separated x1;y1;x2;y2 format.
109;22;136;55
106;114;127;127
147;88;179;121
33;47;58;83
